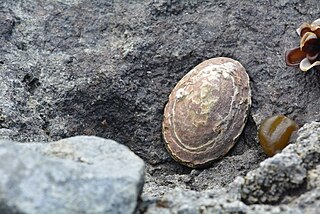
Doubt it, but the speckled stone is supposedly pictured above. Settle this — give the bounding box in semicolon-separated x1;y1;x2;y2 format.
0;136;145;214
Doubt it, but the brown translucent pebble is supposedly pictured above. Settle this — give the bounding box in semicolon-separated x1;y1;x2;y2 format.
162;57;251;168
258;115;299;157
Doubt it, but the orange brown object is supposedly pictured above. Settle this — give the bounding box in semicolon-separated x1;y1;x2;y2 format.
258;115;299;156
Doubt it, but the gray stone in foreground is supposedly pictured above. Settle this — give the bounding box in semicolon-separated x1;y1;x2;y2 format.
0;136;145;214
143;187;299;214
143;122;320;214
241;121;320;204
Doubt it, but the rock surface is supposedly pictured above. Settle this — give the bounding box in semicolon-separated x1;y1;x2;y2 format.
241;121;320;205
0;0;319;213
143;122;320;213
0;136;145;214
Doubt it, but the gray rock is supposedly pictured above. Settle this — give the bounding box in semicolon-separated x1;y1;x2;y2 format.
284;121;320;169
1;0;319;177
143;187;299;214
291;188;320;214
241;153;306;204
241;121;320;204
307;165;320;189
0;0;320;213
144;188;241;214
143;122;320;213
0;136;145;214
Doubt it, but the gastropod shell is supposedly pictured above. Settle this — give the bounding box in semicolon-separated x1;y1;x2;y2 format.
162;57;251;168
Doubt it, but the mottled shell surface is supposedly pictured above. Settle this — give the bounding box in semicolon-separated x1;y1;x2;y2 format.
162;57;251;168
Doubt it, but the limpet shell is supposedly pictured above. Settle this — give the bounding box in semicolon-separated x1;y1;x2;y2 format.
162;57;251;168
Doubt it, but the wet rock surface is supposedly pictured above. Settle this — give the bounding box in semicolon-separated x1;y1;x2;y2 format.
0;0;319;213
0;136;145;214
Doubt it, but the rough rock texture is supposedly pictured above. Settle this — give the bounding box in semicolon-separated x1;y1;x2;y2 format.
241;121;320;205
143;122;320;213
0;136;145;214
0;0;319;213
143;187;300;214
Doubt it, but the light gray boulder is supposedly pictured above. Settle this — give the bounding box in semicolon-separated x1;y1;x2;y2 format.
0;136;145;214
